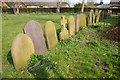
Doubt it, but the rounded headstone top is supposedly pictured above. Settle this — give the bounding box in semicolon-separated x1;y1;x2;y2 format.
11;33;34;70
23;20;47;54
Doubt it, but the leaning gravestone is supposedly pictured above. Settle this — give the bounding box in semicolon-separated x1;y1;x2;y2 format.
86;14;89;26
95;9;99;16
60;16;69;41
23;20;47;54
11;33;34;70
75;14;80;32
92;13;95;24
68;16;75;36
79;13;86;27
96;10;102;23
89;9;94;25
44;21;58;49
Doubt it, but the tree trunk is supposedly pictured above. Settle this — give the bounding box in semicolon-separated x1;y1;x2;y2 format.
16;6;19;14
13;8;17;15
57;0;60;13
15;2;19;14
6;2;20;15
81;0;85;13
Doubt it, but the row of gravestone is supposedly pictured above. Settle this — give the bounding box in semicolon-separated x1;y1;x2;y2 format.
87;9;110;25
11;9;109;70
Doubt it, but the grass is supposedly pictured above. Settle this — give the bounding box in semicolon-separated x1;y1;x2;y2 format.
2;13;120;78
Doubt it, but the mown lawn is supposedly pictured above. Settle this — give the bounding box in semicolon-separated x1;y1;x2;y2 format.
2;13;120;78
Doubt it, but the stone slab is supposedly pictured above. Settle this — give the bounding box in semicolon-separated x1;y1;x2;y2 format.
44;21;58;49
59;28;69;41
23;20;47;54
11;33;34;70
60;16;67;29
75;14;80;32
68;16;75;36
79;13;86;27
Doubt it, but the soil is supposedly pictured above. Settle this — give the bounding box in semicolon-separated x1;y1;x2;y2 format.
104;25;120;42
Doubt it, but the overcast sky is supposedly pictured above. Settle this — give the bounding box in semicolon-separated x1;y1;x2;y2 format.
69;0;111;4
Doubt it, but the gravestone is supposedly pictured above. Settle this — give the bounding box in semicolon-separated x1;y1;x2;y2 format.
96;10;102;23
95;9;99;16
23;20;47;54
59;28;69;41
86;14;89;26
89;9;94;25
11;33;34;70
79;13;86;27
100;10;103;20
92;13;95;24
44;21;58;49
68;16;75;36
60;16;67;29
60;16;69;41
75;14;80;32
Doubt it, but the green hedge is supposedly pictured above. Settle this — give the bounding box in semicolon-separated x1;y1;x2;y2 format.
2;8;92;14
2;8;120;14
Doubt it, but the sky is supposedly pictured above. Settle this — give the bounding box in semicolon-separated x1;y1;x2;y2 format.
69;0;111;5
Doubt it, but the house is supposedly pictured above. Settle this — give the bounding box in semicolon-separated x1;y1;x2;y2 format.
0;2;9;8
2;0;69;8
21;0;70;8
97;4;110;8
23;2;69;8
110;0;120;8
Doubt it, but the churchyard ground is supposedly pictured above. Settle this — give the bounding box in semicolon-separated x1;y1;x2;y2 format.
2;13;120;78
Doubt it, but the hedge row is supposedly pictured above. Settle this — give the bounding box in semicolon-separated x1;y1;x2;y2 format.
2;8;120;14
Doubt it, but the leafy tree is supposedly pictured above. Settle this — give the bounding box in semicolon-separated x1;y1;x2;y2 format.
5;2;22;15
74;3;82;8
74;2;87;8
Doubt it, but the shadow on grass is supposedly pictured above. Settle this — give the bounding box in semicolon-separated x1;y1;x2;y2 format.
28;55;63;78
7;50;14;65
111;43;120;77
56;28;61;41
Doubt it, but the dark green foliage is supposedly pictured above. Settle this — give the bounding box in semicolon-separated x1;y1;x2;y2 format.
2;8;120;14
74;3;84;8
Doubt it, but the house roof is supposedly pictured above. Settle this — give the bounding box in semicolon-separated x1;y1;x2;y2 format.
110;0;120;2
97;4;120;8
23;2;69;7
19;0;69;7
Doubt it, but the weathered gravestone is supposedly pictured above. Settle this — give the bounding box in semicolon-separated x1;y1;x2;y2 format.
86;14;89;26
68;16;75;36
59;28;69;41
95;9;99;23
102;10;108;19
60;16;69;41
11;33;34;70
96;10;102;23
23;20;47;54
75;14;80;32
95;9;99;16
79;13;86;27
92;13;95;24
44;21;58;49
89;9;94;25
100;10;103;20
60;16;67;29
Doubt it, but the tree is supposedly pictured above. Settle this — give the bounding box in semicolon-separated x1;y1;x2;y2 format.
5;2;21;15
74;3;83;8
81;0;85;13
100;0;103;4
57;0;61;13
